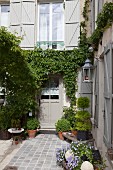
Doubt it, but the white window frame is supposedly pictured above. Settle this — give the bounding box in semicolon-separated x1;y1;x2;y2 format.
37;1;64;50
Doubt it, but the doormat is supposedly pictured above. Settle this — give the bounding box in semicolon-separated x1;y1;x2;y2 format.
3;166;18;170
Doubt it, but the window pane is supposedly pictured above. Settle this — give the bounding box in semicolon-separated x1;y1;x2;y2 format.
39;4;50;41
52;3;62;13
40;4;49;14
1;5;10;12
52;3;64;41
1;5;10;27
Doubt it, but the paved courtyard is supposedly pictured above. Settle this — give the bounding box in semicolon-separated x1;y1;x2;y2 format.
2;134;69;170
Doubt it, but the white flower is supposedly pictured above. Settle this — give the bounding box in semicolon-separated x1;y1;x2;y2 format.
65;149;74;160
80;161;94;170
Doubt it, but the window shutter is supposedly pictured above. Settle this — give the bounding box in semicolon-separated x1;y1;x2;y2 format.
21;0;35;48
10;0;21;36
10;0;36;49
94;62;99;127
103;43;112;148
65;0;80;50
97;0;104;14
90;0;95;32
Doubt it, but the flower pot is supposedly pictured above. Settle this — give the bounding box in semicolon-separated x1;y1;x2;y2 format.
27;130;37;138
58;132;64;140
15;140;18;145
71;130;77;136
77;130;89;141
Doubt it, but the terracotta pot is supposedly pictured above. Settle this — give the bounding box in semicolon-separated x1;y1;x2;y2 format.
27;130;37;138
71;130;77;136
58;132;64;140
15;140;18;145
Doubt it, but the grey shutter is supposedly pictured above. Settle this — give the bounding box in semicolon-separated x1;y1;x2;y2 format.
21;0;35;48
94;62;99;127
97;0;103;14
10;0;21;36
65;0;80;50
103;43;112;148
90;0;95;33
10;0;36;49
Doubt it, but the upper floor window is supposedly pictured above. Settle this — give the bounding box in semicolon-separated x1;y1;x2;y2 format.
37;2;64;50
0;5;10;27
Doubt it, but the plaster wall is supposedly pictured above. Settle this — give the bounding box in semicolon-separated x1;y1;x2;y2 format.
92;22;113;170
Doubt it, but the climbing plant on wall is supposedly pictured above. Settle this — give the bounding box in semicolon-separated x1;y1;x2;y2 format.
27;48;87;106
89;2;113;49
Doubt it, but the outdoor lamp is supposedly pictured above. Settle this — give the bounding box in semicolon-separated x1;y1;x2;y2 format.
82;58;93;81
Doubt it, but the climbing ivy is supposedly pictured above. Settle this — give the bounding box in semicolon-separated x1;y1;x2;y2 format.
89;2;113;49
82;0;90;21
27;48;86;106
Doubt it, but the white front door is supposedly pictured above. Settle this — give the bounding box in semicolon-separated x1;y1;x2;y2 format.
39;76;63;129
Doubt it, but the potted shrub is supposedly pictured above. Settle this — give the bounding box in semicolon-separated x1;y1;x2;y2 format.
63;107;76;128
75;97;92;141
70;124;77;136
27;117;40;138
55;118;71;140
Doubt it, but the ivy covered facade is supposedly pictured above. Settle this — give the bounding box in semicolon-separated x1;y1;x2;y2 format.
0;0;87;129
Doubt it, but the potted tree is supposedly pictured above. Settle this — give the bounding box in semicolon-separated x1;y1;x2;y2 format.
55;118;71;140
27;117;40;138
75;97;92;141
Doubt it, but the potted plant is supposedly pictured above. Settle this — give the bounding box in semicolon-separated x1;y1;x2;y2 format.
27;117;40;138
55;118;71;140
70;125;77;136
14;136;19;145
75;97;92;141
11;119;21;130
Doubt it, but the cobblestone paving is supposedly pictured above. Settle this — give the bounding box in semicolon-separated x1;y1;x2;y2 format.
0;140;12;163
7;134;69;170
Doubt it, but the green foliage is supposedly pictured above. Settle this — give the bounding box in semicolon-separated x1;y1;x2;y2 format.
27;118;40;130
27;48;86;106
62;107;76;127
77;97;90;109
55;118;71;132
75;120;92;131
82;0;90;21
0;28;37;122
89;2;113;49
0;106;12;130
70;142;93;163
75;110;91;120
75;97;92;131
11;119;21;128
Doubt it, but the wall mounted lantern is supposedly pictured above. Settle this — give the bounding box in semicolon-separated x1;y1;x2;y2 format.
82;58;93;82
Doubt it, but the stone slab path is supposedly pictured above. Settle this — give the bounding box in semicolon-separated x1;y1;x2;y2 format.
5;134;69;170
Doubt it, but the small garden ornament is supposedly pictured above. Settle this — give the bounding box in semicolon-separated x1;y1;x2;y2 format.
81;161;94;170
